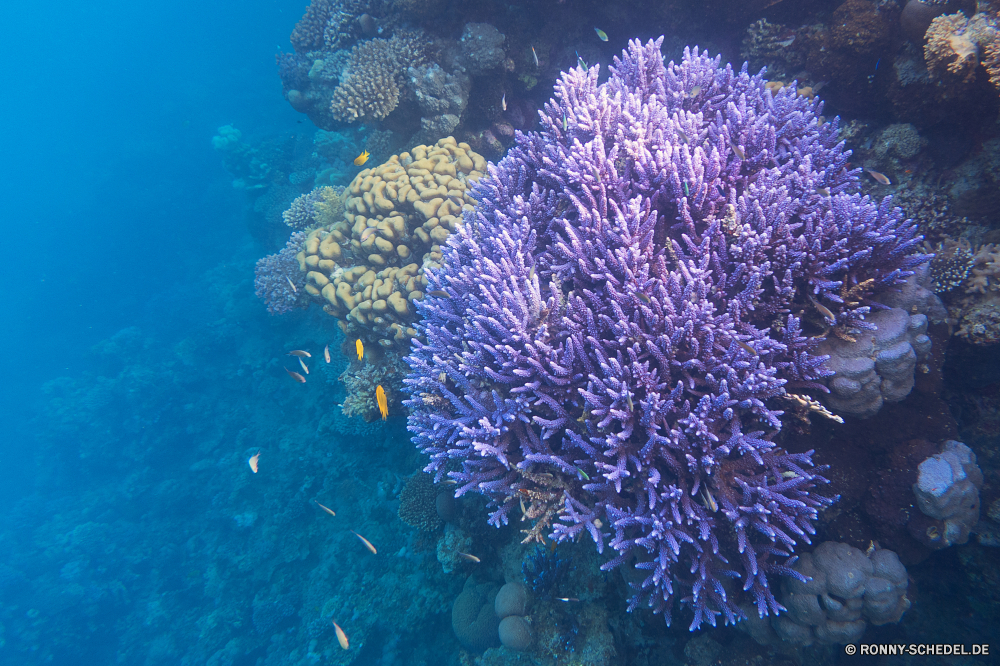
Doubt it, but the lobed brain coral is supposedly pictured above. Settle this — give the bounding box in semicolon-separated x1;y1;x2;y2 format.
297;137;486;350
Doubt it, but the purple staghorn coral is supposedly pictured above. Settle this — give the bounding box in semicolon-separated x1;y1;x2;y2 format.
405;39;924;629
254;232;308;315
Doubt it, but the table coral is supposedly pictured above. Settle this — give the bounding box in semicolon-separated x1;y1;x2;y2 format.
405;39;924;630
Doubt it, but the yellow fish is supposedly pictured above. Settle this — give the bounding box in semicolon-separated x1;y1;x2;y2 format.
376;384;388;420
356;339;364;360
354;150;370;166
594;27;608;41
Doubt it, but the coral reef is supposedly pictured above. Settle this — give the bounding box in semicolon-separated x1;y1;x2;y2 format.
405;39;925;630
912;440;983;547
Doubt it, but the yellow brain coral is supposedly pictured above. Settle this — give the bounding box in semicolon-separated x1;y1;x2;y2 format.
297;136;486;350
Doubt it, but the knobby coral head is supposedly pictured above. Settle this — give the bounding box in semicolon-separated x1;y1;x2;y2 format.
404;38;924;630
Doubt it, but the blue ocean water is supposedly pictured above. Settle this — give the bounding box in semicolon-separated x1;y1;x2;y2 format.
2;0;999;664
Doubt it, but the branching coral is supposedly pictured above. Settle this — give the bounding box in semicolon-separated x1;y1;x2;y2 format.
254;232;308;315
291;0;334;54
405;39;924;630
330;32;431;123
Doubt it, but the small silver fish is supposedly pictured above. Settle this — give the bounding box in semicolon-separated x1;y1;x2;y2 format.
286;276;298;293
689;85;702;97
501;93;506;111
531;45;539;68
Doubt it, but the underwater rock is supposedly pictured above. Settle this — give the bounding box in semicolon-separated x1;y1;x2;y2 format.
770;542;910;646
911;440;983;547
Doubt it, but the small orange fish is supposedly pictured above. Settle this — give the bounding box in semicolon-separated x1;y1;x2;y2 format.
324;344;331;364
354;150;370;166
285;368;307;383
298;357;309;375
285;276;298;293
356;339;364;361
866;169;891;185
288;350;311;358
248;450;260;473
332;621;349;649
315;501;336;517
457;551;481;563
351;530;378;554
376;384;388;419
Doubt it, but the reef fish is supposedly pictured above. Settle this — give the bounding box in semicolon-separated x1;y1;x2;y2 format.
501;92;506;111
332;621;349;650
285;276;297;293
866;169;891;185
287;350;311;358
285;368;306;383
531;45;539;68
376;384;388;419
298;357;309;375
428;290;449;298
354;150;370;166
315;501;336;517
351;530;378;554
594;27;608;41
324;344;331;364
248;450;260;473
689;85;702;97
356;339;364;361
360;227;377;243
457;551;481;563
